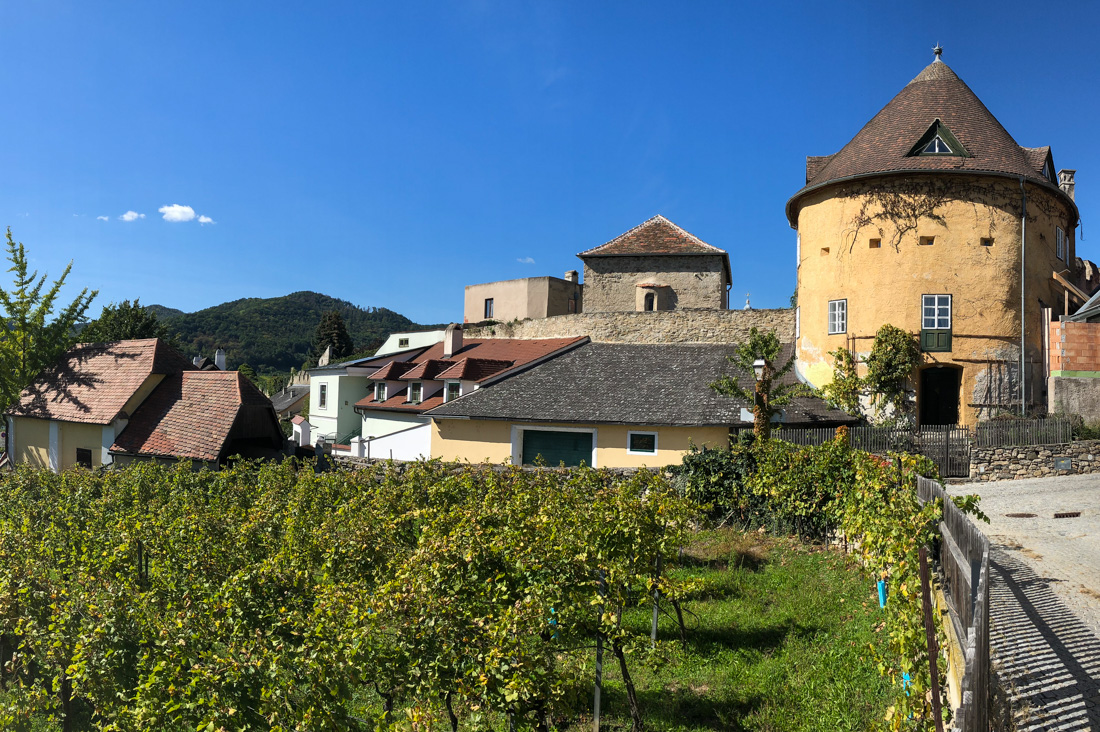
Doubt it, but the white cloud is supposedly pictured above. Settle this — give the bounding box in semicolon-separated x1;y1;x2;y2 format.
96;215;109;221
517;256;536;264
198;215;214;225
158;204;196;223
119;211;145;222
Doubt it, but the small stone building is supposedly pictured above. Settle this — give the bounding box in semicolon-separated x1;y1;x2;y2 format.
578;215;732;313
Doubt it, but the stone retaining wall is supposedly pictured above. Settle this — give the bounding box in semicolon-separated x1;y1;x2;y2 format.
463;307;794;344
969;439;1100;481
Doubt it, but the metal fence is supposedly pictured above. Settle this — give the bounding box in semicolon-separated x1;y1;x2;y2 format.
973;417;1073;448
773;425;971;477
917;476;990;732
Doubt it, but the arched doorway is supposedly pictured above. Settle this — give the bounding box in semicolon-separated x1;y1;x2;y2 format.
919;366;961;425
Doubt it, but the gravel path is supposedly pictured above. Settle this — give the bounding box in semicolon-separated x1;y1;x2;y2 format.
949;475;1100;729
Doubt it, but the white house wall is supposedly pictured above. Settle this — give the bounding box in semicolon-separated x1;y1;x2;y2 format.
362;411;426;439
364;422;431;461
374;330;446;357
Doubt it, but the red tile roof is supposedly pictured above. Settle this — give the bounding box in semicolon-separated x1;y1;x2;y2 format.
435;358;514;381
370;361;417;380
355;337;586;414
787;58;1075;225
6;339;194;425
110;370;280;461
578;215;728;258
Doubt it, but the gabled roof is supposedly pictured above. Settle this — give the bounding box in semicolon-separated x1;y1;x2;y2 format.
110;370;281;461
787;56;1077;225
369;361;418;381
6;339;195;425
355;337;588;415
578;215;728;258
270;384;309;413
426;342;855;427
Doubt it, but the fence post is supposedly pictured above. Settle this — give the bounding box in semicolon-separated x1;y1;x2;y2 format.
919;546;945;732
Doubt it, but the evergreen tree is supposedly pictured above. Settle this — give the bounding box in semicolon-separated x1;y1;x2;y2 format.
81;299;177;346
311;310;354;362
0;228;97;410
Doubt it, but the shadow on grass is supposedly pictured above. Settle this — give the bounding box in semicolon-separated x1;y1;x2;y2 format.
680;619;825;657
592;684;765;732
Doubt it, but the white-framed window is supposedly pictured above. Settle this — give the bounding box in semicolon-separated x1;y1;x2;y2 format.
922;136;952;154
398;337;409;348
627;431;658;455
828;299;847;334
408;381;422;404
795;306;800;339
445;381;461;402
796;232;801;267
484;298;494;318
922;294;951;329
374;382;387;402
318;383;328;409
1056;227;1065;260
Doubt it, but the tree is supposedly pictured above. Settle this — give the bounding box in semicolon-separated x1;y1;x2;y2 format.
311;310;354;362
864;324;920;425
81;299;177;346
711;327;803;440
0;229;97;411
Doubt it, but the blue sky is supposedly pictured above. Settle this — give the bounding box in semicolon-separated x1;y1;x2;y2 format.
2;2;1097;324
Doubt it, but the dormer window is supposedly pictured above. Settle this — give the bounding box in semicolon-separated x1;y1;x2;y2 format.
408;381;422;404
1043;160;1056;184
445;381;461;402
908;119;968;158
374;382;387;402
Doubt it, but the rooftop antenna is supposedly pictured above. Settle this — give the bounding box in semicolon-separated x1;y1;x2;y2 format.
933;43;943;62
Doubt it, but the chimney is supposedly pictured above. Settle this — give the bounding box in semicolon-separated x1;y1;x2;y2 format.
564;270;579;284
214;348;226;371
1059;169;1076;201
443;323;463;358
192;356;202;367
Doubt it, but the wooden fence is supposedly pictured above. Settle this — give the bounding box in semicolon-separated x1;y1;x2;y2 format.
917;476;990;732
773;425;971;477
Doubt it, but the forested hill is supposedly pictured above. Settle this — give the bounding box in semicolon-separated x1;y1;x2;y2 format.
150;291;432;374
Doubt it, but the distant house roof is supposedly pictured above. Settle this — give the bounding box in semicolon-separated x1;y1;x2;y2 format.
355;337;588;415
426;342;856;427
308;345;432;374
269;384;309;413
110;371;282;462
6;339;194;425
578;215;732;282
787;57;1077;226
370;361;418;380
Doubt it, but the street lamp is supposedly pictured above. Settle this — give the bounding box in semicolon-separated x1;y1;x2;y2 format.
753;359;767;380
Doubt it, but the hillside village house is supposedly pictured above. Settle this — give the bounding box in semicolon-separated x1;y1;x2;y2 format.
426;342;854;468
353;326;587;460
5;338;283;471
790;48;1089;427
464;273;582;324
374;328;447;356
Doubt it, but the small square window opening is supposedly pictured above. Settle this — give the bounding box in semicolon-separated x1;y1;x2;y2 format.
980;238;994;247
627;432;657;454
76;448;92;469
820;247;830;255
919;236;935;246
869;238;881;249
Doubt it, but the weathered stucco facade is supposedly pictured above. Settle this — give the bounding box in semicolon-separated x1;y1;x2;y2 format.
795;176;1077;426
581;254;729;312
463;308;794;344
463;274;582;323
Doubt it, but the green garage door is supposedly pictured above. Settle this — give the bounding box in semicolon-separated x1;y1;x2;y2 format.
521;430;592;467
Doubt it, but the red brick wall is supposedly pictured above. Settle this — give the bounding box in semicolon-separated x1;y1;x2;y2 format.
1050;320;1100;372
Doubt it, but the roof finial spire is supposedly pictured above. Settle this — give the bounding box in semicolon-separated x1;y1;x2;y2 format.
933;43;943;62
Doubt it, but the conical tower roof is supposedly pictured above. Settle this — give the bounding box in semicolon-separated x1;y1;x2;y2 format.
786;54;1072;225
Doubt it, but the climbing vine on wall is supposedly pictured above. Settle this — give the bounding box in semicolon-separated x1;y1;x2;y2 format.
820;347;862;417
864;324;921;423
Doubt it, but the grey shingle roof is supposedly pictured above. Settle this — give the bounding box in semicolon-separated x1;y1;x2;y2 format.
270;384;309;413
425;342;855;427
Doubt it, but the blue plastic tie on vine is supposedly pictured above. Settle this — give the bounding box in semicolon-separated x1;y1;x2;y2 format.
877;579;887;608
549;607;558;640
902;672;911;695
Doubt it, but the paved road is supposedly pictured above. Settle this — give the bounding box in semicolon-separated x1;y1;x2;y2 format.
949;475;1100;730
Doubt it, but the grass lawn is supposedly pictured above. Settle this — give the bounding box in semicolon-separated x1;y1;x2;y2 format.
567;529;893;732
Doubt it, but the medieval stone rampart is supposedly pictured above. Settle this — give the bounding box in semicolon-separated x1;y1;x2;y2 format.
464;308;794;344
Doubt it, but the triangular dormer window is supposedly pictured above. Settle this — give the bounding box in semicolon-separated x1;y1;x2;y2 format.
907;119;969;158
1042;158;1055;184
923;136;952;154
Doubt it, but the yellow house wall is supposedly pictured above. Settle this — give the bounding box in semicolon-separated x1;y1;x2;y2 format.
11;416;50;469
794;175;1076;425
432;419;729;468
58;422;104;470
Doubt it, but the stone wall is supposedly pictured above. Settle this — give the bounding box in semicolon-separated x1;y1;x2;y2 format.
582;255;727;312
1049;376;1100;422
969;439;1100;481
464;307;794;344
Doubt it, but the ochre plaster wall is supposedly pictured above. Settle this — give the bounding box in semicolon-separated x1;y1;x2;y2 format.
794;175;1077;425
11;416;50;469
431;419;729;468
58;422;104;470
464;277;582;323
581;255;728;313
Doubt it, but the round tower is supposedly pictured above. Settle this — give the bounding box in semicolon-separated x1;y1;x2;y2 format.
788;51;1079;426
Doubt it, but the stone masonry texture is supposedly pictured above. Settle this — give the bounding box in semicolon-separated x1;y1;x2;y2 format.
581;255;728;312
969;439;1100;481
463;308;795;345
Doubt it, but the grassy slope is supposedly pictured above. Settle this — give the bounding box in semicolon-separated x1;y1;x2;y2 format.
569;531;892;732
